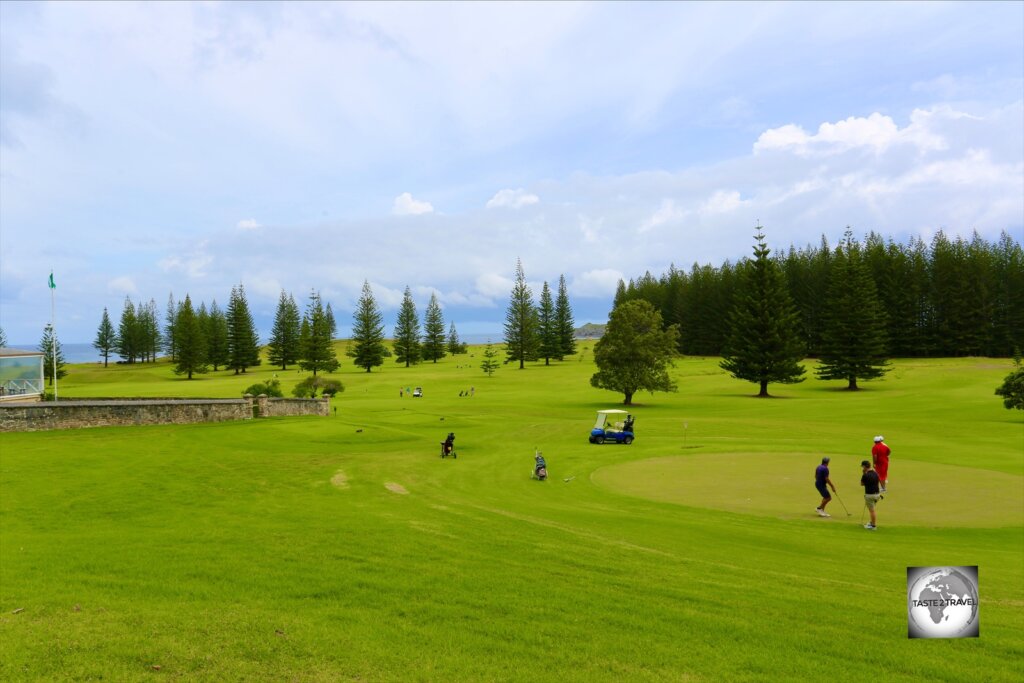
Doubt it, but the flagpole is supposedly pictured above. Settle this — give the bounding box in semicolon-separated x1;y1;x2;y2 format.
50;271;57;401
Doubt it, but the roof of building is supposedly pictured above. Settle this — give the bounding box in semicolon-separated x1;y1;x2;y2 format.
0;347;45;358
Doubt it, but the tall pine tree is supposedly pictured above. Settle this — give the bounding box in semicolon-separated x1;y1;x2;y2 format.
422;292;446;363
40;324;67;385
720;229;806;397
115;296;141;363
299;290;339;375
555;274;576;360
393;286;422;367
816;230;890;389
173;294;208;379
447;321;466;355
205;299;230;371
503;258;539;369
93;307;116;367
227;284;261;374
268;291;302;370
348;281;387;372
537;281;558;365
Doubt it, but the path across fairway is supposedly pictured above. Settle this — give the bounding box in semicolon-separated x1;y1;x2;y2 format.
592;452;1024;528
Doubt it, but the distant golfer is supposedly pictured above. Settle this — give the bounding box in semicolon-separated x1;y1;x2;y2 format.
814;456;836;517
871;436;890;492
860;460;882;530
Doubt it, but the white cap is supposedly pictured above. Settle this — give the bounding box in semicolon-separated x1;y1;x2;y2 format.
874;435;884;443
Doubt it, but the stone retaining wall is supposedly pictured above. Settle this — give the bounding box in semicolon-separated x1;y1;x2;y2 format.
0;396;329;432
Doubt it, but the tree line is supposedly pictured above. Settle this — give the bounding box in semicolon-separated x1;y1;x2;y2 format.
89;280;483;378
614;229;1023;359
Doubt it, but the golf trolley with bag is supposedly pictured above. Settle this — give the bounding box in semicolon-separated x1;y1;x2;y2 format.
532;449;547;481
440;432;456;458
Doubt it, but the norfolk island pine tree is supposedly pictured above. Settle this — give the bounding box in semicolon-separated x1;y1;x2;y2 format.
393;286;422;367
93;307;116;367
268;290;302;370
504;258;539;369
422;292;446;363
299;290;339;376
172;294;208;380
720;228;806;397
348;281;388;372
816;229;890;390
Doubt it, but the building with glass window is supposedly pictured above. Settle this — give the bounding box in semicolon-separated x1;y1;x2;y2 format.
0;348;45;401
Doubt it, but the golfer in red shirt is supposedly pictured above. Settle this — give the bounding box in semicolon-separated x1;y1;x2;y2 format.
872;436;890;492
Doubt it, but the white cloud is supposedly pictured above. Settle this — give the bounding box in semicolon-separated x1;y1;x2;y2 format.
475;272;513;299
639;199;686;232
237;218;261;230
392;192;434;215
700;190;745;215
486;188;540;209
754;111;946;156
107;276;137;295
158;240;213;278
571;269;624;298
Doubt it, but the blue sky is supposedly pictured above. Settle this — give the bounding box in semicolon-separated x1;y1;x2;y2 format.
1;1;1022;345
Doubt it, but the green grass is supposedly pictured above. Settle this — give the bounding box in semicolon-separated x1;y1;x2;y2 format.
2;347;1022;681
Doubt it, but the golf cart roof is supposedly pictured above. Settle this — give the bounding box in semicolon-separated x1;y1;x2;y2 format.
596;409;629;416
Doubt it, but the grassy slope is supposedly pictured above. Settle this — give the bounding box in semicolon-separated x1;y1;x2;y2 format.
1;346;1021;681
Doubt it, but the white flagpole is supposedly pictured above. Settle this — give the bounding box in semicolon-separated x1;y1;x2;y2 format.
50;271;57;401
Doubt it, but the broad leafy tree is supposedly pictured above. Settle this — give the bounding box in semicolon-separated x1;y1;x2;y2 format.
393;286;422;367
480;340;500;377
555;274;576;360
422;292;446;363
590;299;679;405
995;367;1024;410
816;230;890;389
720;229;806;397
93;307;116;367
348;281;387;372
268;291;302;370
537;281;559;365
503;258;539;368
40;324;67;385
227;283;261;374
205;300;230;371
299;291;339;376
173;294;208;379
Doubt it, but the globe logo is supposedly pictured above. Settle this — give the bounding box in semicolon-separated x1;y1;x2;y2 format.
907;566;979;638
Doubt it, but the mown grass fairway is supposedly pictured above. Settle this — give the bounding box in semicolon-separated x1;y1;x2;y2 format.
2;348;1022;681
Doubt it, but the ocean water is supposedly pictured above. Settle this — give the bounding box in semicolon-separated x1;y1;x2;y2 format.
26;332;594;365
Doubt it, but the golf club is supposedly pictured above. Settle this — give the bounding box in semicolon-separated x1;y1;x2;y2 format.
860;502;867;524
832;490;852;516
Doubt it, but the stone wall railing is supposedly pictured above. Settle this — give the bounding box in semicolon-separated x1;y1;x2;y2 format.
0;395;329;432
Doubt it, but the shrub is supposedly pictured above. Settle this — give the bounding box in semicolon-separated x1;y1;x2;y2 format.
242;379;283;398
292;376;344;398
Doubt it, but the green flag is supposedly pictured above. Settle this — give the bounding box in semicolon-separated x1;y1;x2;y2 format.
48;272;55;289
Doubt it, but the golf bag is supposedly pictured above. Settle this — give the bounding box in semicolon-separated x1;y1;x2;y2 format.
440;432;456;458
533;465;547;481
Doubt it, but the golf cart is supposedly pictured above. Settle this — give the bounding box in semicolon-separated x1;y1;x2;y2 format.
589;409;635;445
413;387;423;397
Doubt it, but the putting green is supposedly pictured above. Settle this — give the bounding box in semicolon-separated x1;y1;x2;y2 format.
592;453;1024;528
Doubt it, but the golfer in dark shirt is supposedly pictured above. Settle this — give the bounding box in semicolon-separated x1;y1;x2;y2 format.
861;460;882;530
814;457;836;517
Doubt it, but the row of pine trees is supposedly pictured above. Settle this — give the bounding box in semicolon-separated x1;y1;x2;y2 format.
94;284;261;378
615;229;1023;358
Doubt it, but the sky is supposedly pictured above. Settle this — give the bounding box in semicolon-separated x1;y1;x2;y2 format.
1;1;1022;345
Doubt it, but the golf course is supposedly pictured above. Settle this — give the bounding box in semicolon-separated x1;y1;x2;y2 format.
1;345;1021;681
